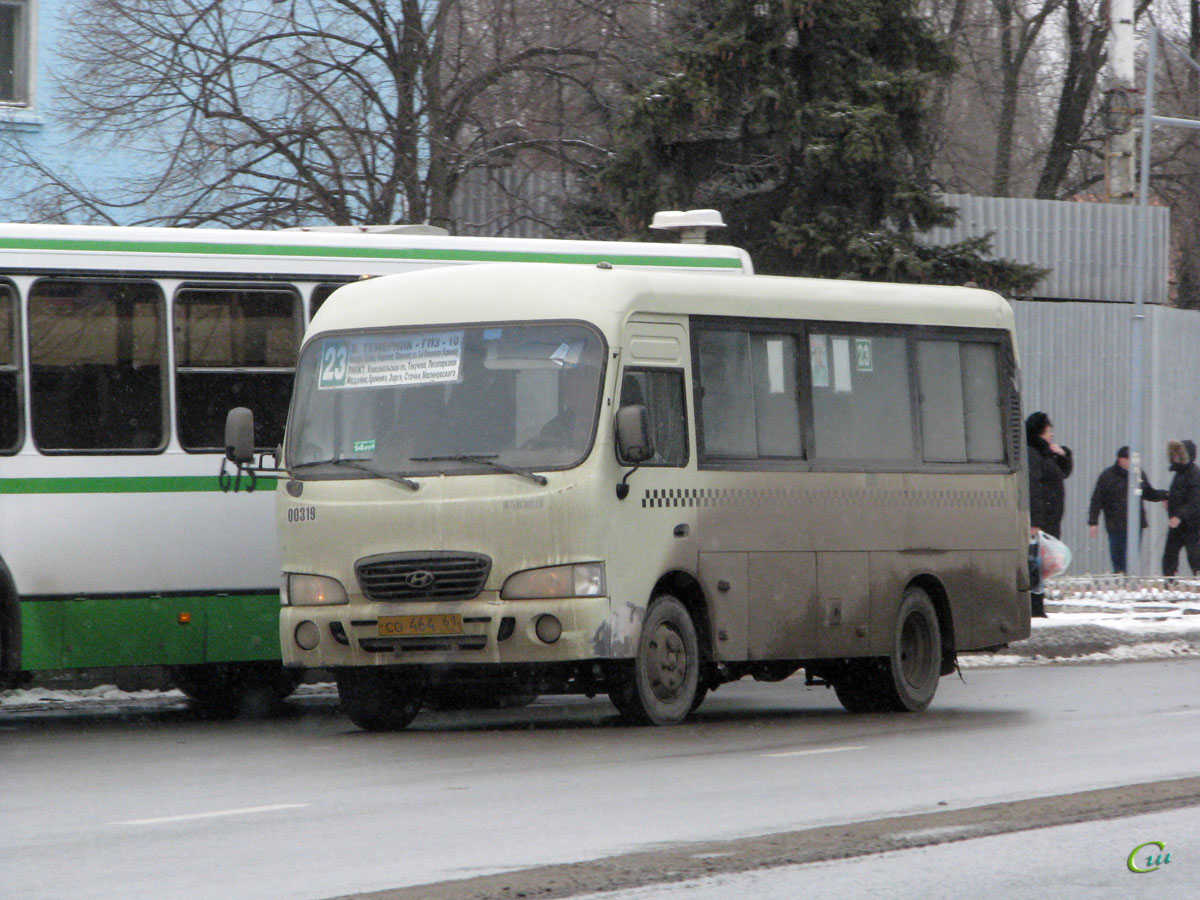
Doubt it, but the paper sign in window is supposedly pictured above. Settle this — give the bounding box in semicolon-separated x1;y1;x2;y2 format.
855;338;873;372
832;338;852;393
317;331;463;389
810;335;829;388
766;339;785;394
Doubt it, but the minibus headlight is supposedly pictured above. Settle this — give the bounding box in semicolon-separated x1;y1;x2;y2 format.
285;574;349;606
500;563;606;600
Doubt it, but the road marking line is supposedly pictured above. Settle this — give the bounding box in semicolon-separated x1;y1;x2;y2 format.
110;803;307;826
1162;709;1200;716
759;745;868;758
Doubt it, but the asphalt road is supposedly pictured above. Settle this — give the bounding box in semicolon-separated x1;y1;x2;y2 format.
2;659;1199;900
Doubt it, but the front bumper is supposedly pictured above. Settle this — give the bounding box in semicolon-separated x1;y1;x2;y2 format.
280;594;621;668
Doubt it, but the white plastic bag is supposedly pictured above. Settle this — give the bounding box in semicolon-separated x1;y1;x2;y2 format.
1037;531;1072;580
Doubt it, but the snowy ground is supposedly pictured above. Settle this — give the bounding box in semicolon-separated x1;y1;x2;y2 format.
4;591;1200;714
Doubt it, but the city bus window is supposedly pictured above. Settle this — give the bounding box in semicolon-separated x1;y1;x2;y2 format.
810;333;914;461
619;368;688;466
696;327;802;461
0;282;19;452
174;286;302;451
29;279;166;452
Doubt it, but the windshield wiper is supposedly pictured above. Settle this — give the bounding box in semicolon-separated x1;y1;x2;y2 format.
412;454;548;486
290;457;419;491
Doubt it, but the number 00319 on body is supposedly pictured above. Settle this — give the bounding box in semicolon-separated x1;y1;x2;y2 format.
377;614;463;637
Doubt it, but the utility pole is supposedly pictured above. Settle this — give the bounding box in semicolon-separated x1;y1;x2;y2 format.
1105;0;1137;203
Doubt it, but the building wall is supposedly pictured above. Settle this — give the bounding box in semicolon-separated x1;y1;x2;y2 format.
0;1;574;233
0;0;144;222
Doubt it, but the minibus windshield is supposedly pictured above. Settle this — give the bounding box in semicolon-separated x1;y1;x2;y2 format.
287;322;606;477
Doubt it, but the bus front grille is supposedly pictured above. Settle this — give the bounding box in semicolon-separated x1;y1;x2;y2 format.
355;551;492;602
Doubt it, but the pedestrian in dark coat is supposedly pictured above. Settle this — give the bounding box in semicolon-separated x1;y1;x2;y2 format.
1026;411;1072;618
1088;446;1157;573
1147;439;1200;576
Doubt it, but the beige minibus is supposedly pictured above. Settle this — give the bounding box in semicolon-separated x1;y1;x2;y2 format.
230;262;1030;729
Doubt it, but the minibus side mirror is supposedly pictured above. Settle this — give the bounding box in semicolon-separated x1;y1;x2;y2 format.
224;407;256;465
615;405;653;500
616;405;654;464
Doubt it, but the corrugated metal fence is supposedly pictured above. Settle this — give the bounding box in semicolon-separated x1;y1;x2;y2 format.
928;193;1170;303
1015;301;1200;575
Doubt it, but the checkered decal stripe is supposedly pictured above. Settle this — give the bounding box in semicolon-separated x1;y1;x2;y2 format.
641;487;1009;509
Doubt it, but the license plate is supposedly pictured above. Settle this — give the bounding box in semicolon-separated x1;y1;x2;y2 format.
377;614;463;637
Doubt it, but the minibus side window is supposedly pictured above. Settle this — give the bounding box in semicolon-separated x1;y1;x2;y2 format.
619;368;688;466
961;342;1005;462
917;339;1006;464
917;340;968;461
809;333;913;461
695;326;803;462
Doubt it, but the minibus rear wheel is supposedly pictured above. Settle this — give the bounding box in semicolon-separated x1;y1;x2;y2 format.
336;667;424;731
881;587;941;711
832;587;940;714
611;594;700;726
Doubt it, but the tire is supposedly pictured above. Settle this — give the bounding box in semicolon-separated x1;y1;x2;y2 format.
169;662;301;718
612;595;700;726
834;588;941;714
881;587;942;711
606;662;638;719
830;588;940;715
336;667;424;731
832;661;889;713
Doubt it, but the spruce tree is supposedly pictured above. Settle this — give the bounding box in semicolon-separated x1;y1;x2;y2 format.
575;0;1043;294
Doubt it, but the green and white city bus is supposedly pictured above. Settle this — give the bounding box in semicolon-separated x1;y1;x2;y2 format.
234;262;1030;729
0;221;750;711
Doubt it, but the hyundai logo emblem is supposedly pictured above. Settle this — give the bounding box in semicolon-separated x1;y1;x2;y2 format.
406;570;436;589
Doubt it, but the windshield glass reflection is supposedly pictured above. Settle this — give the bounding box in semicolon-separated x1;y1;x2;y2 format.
287;322;606;477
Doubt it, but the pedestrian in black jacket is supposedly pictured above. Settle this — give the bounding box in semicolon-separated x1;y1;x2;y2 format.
1026;411;1072;617
1088;446;1157;573
1146;439;1200;576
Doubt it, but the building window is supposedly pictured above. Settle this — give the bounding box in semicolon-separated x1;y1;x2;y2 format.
0;1;31;106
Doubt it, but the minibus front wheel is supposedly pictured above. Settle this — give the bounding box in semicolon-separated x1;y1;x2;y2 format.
336;666;424;731
609;594;700;726
169;662;301;718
